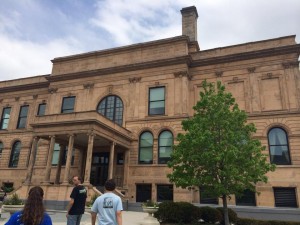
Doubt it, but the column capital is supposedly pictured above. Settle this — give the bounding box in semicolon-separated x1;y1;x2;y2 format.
49;135;56;139
87;131;95;137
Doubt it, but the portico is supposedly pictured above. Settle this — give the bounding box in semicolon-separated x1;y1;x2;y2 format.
26;110;132;190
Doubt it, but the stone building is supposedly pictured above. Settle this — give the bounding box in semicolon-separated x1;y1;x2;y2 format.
0;6;300;209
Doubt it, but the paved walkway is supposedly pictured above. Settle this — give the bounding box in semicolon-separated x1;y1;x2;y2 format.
0;210;148;225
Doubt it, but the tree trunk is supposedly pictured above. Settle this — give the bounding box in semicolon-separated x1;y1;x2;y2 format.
222;194;230;225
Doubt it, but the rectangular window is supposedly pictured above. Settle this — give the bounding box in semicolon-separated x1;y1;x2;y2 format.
51;143;61;166
200;187;218;204
157;185;173;202
149;87;165;115
17;105;29;129
117;153;124;165
236;189;256;206
274;187;297;208
136;184;152;203
37;103;46;116
61;96;75;113
0;107;11;129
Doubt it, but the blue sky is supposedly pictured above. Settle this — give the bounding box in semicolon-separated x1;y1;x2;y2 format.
0;0;299;81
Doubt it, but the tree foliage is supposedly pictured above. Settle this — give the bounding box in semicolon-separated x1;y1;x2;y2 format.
168;80;275;224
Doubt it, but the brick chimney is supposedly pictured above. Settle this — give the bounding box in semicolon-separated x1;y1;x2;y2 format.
181;6;198;42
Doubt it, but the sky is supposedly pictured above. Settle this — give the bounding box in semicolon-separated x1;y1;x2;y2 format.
0;0;299;81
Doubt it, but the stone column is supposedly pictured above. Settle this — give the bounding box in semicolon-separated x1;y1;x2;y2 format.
83;133;94;185
43;136;55;183
123;149;130;188
24;136;39;184
54;144;65;184
77;149;84;180
108;142;115;179
62;134;74;184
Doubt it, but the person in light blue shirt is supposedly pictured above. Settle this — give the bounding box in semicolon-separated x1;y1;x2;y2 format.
91;179;123;225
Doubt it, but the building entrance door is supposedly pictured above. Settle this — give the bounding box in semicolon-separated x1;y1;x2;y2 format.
90;152;109;186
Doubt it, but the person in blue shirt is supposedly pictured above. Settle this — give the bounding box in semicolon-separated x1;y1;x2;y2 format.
5;186;52;225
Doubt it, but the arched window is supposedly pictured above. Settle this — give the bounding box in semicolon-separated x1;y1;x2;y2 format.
158;130;173;164
268;127;290;165
139;132;153;164
0;142;3;158
9;141;22;167
97;95;123;126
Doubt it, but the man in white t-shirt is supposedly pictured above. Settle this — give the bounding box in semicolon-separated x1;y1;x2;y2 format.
91;179;123;225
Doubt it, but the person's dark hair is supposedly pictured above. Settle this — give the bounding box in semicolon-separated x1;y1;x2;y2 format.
73;175;83;183
105;179;116;191
21;186;45;225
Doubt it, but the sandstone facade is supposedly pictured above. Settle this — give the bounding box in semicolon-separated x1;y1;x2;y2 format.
0;6;300;208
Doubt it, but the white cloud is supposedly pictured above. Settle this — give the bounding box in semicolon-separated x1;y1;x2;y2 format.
0;0;299;81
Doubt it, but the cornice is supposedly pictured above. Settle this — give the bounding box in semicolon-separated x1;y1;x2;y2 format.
0;81;50;94
51;36;190;63
191;44;300;67
47;55;192;82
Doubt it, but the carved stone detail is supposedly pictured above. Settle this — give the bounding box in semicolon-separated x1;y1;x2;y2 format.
155;82;160;86
83;83;94;89
33;95;38;99
15;97;20;101
173;71;193;80
0;99;2;103
128;77;142;83
48;88;58;94
108;85;113;93
247;67;256;73
215;71;223;77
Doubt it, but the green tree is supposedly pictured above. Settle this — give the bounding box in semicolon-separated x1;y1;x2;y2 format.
168;80;275;225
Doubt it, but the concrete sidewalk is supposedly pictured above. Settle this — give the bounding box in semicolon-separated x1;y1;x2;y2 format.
0;210;148;225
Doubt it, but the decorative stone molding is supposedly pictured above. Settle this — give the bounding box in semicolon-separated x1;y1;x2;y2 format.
23;102;28;105
173;71;193;80
128;77;141;83
83;83;94;89
48;88;58;94
67;92;73;97
155;82;160;86
228;77;243;84
282;61;299;69
108;85;113;93
42;100;46;103
215;71;223;77
261;72;275;80
0;99;2;103
15;97;20;101
5;103;9;107
33;95;38;99
247;67;256;73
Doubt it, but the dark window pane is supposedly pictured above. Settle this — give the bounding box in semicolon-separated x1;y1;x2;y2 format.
158;131;173;164
1;107;11;129
0;142;3;158
17;105;29;129
61;96;75;113
37;103;46;116
157;185;173;202
136;184;152;202
268;128;290;165
274;187;297;208
236;189;256;206
200;187;218;204
97;95;123;126
9;141;21;167
149;87;165;115
139;132;153;164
